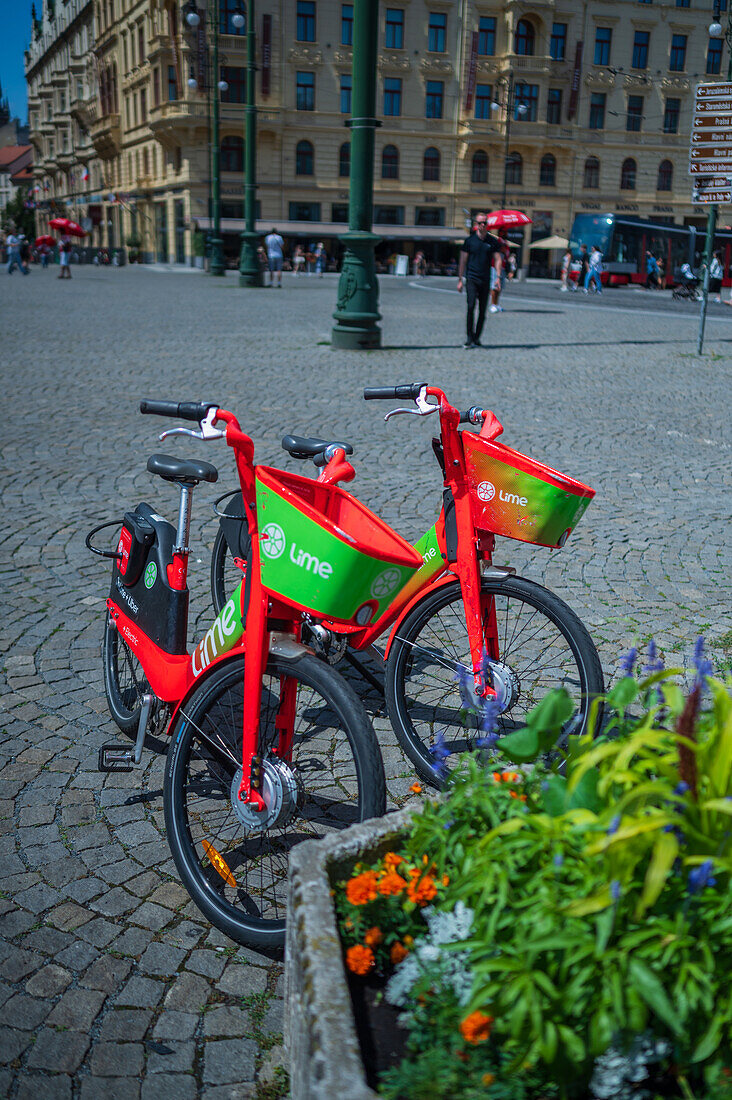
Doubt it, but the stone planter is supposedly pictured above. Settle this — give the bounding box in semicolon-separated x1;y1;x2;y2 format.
285;808;414;1100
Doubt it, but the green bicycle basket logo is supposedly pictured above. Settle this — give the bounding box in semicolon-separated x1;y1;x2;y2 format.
144;561;157;589
370;568;402;599
260;522;286;560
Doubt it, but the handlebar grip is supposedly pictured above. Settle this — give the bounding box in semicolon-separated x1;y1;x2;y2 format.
363;383;426;401
140;400;217;422
458;410;473;424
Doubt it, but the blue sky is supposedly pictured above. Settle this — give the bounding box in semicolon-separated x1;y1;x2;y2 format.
0;3;32;124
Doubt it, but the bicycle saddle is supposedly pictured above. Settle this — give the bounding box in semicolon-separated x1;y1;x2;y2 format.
147;453;219;485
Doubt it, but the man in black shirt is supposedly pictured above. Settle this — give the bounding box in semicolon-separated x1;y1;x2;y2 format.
457;214;497;348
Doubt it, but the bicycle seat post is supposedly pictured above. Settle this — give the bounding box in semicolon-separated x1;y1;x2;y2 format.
175;482;194;558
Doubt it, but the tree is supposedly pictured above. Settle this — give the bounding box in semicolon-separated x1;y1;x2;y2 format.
4;190;36;239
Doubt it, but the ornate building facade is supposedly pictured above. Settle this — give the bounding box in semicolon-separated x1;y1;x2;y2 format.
26;0;726;265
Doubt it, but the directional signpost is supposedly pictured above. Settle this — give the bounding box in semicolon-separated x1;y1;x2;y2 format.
690;82;732;353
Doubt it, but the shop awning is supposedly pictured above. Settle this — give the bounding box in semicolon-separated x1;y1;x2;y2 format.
193;218;468;242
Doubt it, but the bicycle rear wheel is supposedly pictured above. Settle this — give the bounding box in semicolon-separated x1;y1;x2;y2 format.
164;652;386;948
103;617;150;735
385;576;604;786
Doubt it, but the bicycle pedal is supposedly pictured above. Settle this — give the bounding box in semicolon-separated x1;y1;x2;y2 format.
98;743;134;772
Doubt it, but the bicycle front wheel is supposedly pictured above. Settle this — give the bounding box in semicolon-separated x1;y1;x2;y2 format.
103;617;150;735
164;652;386;948
385;576;604;786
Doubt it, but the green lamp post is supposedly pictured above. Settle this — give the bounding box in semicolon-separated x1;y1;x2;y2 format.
238;0;263;286
332;0;381;350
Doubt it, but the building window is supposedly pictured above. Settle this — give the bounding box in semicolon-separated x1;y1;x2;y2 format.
589;92;606;129
539;154;556;186
289;202;321;221
707;37;723;74
547;88;562;124
385;9;404;49
221;67;246;102
168;64;178;101
296;71;315;110
550;23;567;60
514;19;535;56
478;17;496;56
475;84;493;119
221;135;243;172
296;1;316;42
373;205;404;224
295;140;314;175
140;88;147;121
472;150;488;183
332;203;348;222
423;146;440;181
220;0;245;35
384;77;402;116
382;144;399;178
415;207;445;226
428;12;446;52
594;27;612;66
632;31;649;69
138;23;145;61
584;156;600;188
657;159;673;190
620;157;636;190
676;0;690;6
341;4;353;46
340;74;352;113
506;152;522;185
663;97;680;133
515;83;538;121
626;95;643;131
670;34;687;71
339;141;350;177
152;67;160;106
426;81;443;118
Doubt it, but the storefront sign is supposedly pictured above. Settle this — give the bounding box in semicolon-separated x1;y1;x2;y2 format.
568;41;583;120
196;12;208;91
463;32;478;112
262;15;271;97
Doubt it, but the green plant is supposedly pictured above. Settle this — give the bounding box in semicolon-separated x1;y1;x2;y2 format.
193;229;206;258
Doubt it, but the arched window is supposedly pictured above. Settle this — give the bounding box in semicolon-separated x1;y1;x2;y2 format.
506;151;522;185
471;149;488;184
657;159;673;191
514;19;535;56
539;153;556;186
583;156;599;189
339;141;350;177
620;157;636;190
296;139;314;175
382;144;399;179
423;146;440;181
221;135;243;172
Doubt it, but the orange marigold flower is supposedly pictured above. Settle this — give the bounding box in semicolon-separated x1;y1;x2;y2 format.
442;874;450;886
364;926;383;947
346;944;375;976
410;782;422;794
460;1011;494;1044
492;771;502;783
482;1073;496;1086
346;870;379;906
344;918;353;930
520;794;527;802
390;941;409;964
378;871;407;897
403;935;414;946
406;874;438;906
509;789;519;799
383;852;404;871
501;770;519;782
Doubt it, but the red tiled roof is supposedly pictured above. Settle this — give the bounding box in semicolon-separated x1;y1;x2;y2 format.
0;145;33;170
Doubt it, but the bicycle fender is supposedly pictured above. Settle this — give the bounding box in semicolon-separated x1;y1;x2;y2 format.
382;573;458;661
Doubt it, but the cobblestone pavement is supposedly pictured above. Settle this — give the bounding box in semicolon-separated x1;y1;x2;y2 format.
1;266;731;1099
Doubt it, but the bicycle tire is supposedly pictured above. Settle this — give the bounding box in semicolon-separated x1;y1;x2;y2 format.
164;651;386;948
103;617;151;735
385;576;604;786
211;493;249;615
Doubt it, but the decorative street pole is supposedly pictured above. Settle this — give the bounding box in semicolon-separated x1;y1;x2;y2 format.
185;0;224;275
238;0;262;286
496;74;526;210
332;0;381;350
698;1;732;353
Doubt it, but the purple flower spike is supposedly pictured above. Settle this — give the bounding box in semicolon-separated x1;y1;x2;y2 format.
674;781;690;796
607;814;621;836
688;859;717;895
693;637;714;690
610;880;622;901
553;854;564;869
620;647;638;677
643;638;665;676
429;729;452;781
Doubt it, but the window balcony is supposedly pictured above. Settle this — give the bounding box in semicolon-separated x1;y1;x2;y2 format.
89;112;122;158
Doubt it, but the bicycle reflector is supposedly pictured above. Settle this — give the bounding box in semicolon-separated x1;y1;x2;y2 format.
201;839;237;888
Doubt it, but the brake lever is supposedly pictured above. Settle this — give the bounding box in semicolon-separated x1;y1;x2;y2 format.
159;407;225;442
384;385;439;422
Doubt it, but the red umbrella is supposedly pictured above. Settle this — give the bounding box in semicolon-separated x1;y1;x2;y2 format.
48;217;87;237
35;235;57;247
486;210;533;229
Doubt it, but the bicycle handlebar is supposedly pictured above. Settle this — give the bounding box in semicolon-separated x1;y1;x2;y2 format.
363;383;426;401
140;400;218;423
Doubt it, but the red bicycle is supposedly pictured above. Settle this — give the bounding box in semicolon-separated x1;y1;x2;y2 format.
87;400;422;946
210;383;605;784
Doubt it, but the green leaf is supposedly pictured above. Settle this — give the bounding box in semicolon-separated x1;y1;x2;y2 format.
608;677;639;708
628;959;682;1035
541;774;568;817
540;1019;558;1062
567;767;601;813
526;688;574;732
690;1018;723;1062
496;725;541;762
565;888;612;917
636;831;679;918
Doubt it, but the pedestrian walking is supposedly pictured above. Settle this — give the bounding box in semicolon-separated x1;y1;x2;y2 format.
657;256;666;290
6;232;27;275
292;244;305;276
560;247;572;291
413;250;426;278
507;252;517;280
264;227;285;287
645;251;660;290
709;250;723;303
489;229;510;312
583;246;602;294
577;244;589;289
457;213;498;348
39;243;50;269
313;242;327;277
58;236;73;278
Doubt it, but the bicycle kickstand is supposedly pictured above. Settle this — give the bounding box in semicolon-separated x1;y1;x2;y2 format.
98;693;155;772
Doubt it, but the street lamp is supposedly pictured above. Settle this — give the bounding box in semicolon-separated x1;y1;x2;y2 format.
492;74;528;209
237;0;263;287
